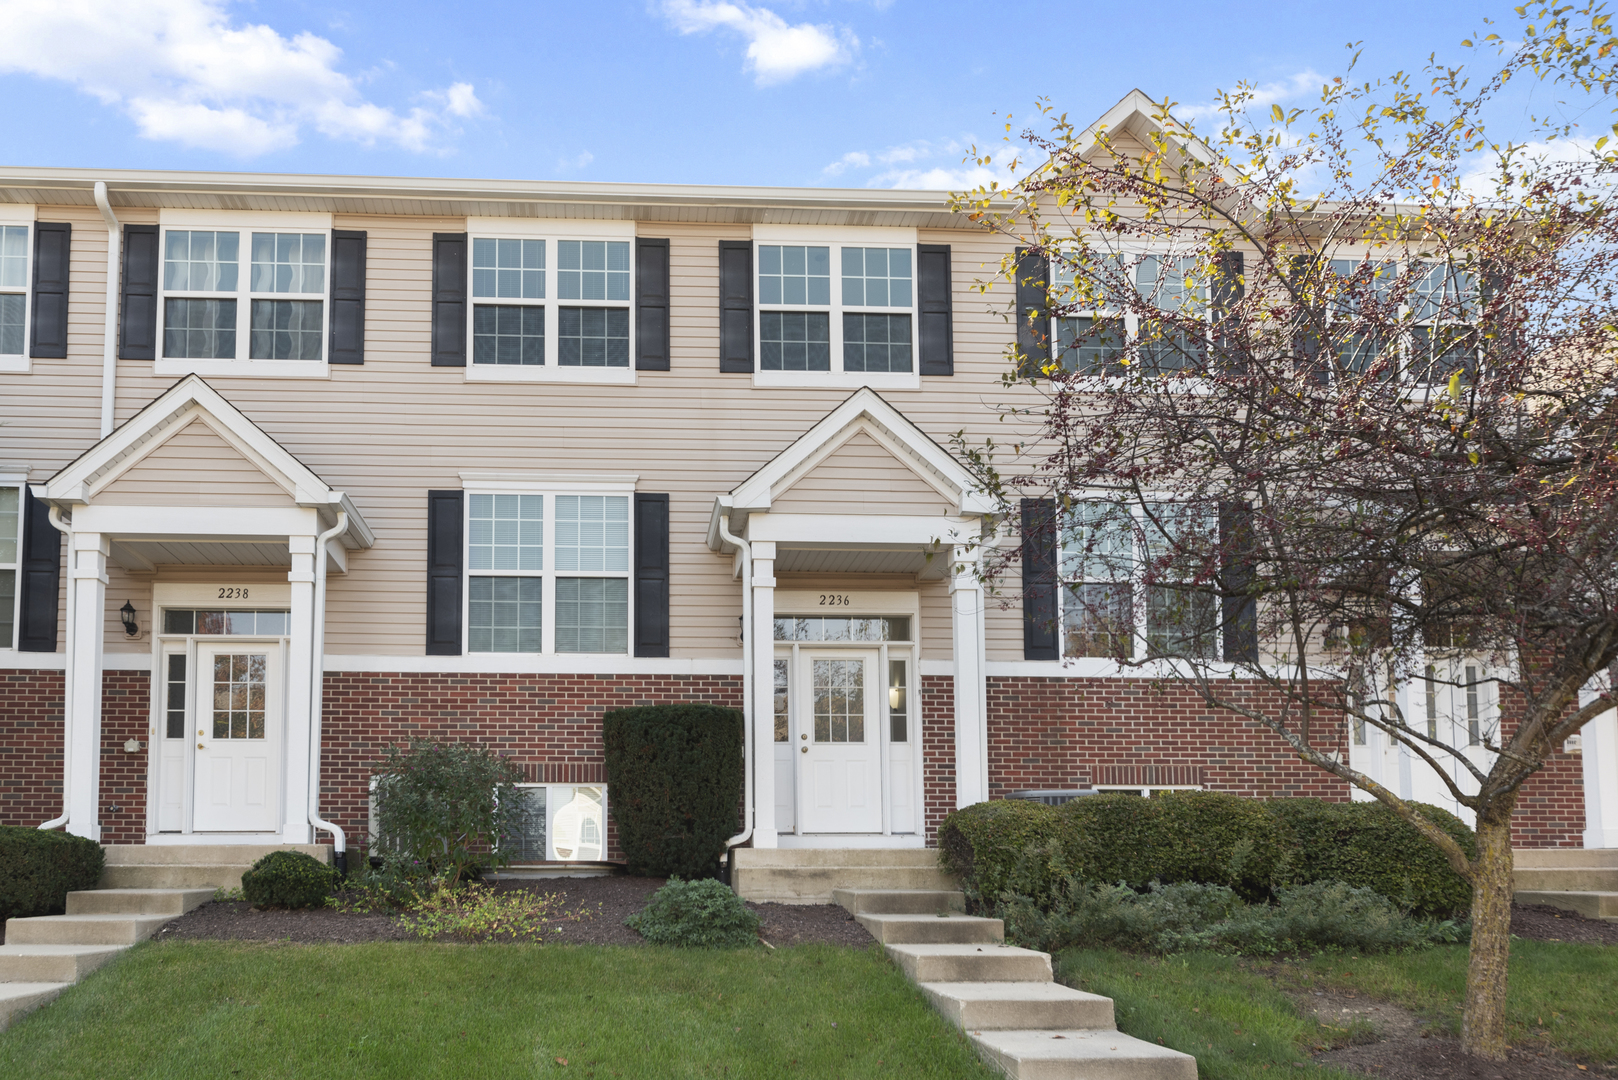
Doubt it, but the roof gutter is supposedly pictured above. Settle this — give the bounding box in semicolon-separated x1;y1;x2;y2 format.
93;182;119;438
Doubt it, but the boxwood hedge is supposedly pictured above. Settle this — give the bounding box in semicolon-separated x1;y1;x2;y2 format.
0;826;106;921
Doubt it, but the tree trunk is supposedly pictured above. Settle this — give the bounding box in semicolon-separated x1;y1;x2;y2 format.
1461;802;1516;1061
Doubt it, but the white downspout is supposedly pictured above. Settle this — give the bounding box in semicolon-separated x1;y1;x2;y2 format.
718;512;754;855
93;182;119;439
308;510;348;870
39;504;74;829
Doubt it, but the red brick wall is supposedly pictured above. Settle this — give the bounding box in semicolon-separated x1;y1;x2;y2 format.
1511;748;1585;848
99;671;151;845
921;674;956;845
320;673;743;861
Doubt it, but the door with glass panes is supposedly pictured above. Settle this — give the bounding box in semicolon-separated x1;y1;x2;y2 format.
798;650;883;833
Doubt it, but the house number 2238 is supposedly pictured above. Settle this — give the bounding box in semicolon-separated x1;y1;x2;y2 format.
217;587;250;599
818;594;850;607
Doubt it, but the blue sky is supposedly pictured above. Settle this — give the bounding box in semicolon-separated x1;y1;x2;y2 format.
0;0;1512;188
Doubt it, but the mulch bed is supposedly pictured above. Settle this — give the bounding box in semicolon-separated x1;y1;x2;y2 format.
154;873;875;948
1510;902;1618;946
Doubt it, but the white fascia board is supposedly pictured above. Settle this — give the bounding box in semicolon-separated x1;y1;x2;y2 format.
71;503;320;540
459;471;640;493
746;512;977;548
322;654;745;676
1066;88;1234;182
706;495;734;553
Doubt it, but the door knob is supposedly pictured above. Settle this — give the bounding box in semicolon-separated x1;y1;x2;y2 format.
800;733;807;740
197;743;205;749
800;746;808;754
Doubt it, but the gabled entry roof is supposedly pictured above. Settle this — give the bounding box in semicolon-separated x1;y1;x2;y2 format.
34;375;373;550
706;388;993;552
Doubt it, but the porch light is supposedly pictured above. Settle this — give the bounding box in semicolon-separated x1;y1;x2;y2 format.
119;600;139;637
889;685;904;710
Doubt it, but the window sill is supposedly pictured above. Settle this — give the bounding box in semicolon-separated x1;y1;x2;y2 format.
153;358;331;380
464;364;636;386
0;355;30;373
752;369;921;391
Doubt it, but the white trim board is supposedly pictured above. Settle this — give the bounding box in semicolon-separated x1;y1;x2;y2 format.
321;654;745;676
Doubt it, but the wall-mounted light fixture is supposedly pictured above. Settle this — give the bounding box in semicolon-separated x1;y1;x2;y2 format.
889;685;905;711
120;600;139;637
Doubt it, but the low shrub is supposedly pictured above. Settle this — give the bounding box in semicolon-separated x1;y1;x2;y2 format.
625;877;760;948
603;704;744;879
0;827;105;921
937;798;1065;906
1064;792;1288;899
371;739;528;884
240;850;341;910
996;877;1465;957
1268;799;1474;918
397;881;570;942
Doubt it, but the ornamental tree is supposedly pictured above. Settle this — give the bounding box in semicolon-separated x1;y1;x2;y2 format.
953;4;1618;1061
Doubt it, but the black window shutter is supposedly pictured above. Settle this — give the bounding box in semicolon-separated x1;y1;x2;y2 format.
1219;501;1259;662
1212;250;1245;372
17;486;62;652
634;493;671;657
430;233;467;367
328;229;367;365
636;237;670;371
425;490;463;655
29;222;71;359
1014;248;1049;378
917;243;953;376
119;224;159;361
1021;498;1059;661
1286;255;1328;385
718;240;753;373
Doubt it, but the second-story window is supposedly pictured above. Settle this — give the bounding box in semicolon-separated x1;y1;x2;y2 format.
755;236;916;383
0;484;19;649
472;238;545;366
160;227;327;363
1052;254;1207;375
0;225;30;362
466;233;632;374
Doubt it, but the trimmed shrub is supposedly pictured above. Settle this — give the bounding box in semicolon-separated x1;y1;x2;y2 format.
1267;798;1475;918
625;877;760;948
240;850;341;910
603;704;744;879
1063;792;1287;899
0;826;105;921
371;738;528;884
938;798;1066;906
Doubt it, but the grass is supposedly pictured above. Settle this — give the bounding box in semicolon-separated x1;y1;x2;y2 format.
1055;940;1618;1078
0;940;1001;1080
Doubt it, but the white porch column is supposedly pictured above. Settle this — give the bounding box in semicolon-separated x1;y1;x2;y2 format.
1581;706;1618;848
281;535;316;843
751;541;778;848
951;546;988;808
65;532;108;841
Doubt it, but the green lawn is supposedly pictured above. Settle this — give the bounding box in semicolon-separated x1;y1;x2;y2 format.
0;941;1001;1080
1056;941;1618;1079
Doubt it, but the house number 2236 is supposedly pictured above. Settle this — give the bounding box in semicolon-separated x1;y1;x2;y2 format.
818;594;850;607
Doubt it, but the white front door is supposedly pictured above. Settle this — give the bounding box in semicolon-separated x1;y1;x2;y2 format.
799;651;883;833
193;642;283;832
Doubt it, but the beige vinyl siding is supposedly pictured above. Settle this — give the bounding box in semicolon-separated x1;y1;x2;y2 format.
5;210;1053;663
95;420;295;506
770;430;954;516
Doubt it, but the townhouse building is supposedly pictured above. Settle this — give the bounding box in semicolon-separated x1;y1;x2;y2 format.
2;95;1612;879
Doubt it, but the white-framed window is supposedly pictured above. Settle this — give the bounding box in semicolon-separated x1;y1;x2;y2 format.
1310;257;1478;385
0;483;21;648
1051;252;1209;375
465;219;635;385
1422;657;1496;748
0;221;30;372
1060;499;1224;661
464;490;631;655
502;784;608;863
753;227;919;389
154;213;333;377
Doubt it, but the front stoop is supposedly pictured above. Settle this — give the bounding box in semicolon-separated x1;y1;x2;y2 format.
731;849;956;904
837;888;1196;1080
0;844;327;1032
1513;849;1618;923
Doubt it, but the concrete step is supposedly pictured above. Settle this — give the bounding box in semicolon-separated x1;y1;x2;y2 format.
1513;890;1618;920
100;864;250;890
0;945;127;983
857;912;1004;946
66;888;213;916
968;1028;1197;1080
101;843;331;866
1514;848;1618;869
920;981;1116;1032
731;848;943;869
834;888;965;915
886;943;1053;984
1513;867;1618;892
0;983;68;1032
734;866;957;903
4;914;172;946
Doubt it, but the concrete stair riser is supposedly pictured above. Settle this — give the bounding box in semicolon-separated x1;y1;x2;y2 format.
0;946;128;984
0;984;68;1031
886;944;1054;984
100;844;332;866
968;1029;1199;1080
734;867;956;903
833;888;965;915
920;982;1116;1032
731;848;945;869
857;913;1004;946
100;865;251;890
1512;890;1618;920
5;914;172;947
1513;868;1618;892
67;889;214;916
1513;848;1618;869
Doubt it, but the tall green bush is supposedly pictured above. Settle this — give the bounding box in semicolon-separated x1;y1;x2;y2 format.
1063;792;1287;899
0;826;105;921
371;738;528;884
603;704;743;879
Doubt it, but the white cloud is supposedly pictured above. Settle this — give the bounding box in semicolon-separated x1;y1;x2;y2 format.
0;0;483;156
821;137;1021;191
1176;70;1328;122
556;150;595;172
821;150;869;176
1458;137;1611;199
661;0;855;85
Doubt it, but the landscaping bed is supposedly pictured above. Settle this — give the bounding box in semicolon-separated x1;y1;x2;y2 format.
155;875;875;948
